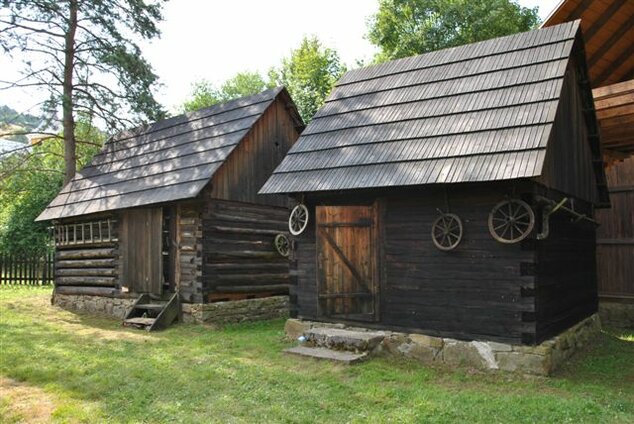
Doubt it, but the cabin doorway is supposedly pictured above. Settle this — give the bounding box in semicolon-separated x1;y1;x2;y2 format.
120;208;163;295
316;205;379;322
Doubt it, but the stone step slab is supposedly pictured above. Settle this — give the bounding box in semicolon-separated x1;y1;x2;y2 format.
305;327;385;352
284;346;368;364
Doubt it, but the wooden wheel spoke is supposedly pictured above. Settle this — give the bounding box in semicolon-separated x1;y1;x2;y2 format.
432;213;463;251
488;199;535;244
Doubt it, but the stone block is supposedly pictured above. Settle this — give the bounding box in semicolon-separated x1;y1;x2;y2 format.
487;341;512;352
409;334;444;349
442;340;487;369
381;333;409;356
496;352;550;375
398;342;438;363
284;319;311;340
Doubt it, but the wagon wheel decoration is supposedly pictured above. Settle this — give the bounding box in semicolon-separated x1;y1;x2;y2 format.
488;199;535;244
431;213;463;251
288;204;309;236
274;233;291;257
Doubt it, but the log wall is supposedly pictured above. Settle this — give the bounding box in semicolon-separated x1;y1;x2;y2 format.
292;184;539;344
54;214;119;294
201;198;290;302
177;204;204;303
535;211;598;342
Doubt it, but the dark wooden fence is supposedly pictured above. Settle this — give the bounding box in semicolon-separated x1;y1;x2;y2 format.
0;252;54;285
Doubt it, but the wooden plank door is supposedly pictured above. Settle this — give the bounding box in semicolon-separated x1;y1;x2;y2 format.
121;208;163;295
317;205;378;322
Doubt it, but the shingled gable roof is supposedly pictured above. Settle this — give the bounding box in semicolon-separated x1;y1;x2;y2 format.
37;87;301;221
260;21;600;196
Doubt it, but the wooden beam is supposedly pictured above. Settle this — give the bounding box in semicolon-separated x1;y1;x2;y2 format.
213;284;290;293
588;17;632;68
593;79;634;101
56;248;115;260
593;43;634;87
56;276;116;286
582;0;626;42
55;285;121;297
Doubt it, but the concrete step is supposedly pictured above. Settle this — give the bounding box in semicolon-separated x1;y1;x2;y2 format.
284;346;368;364
305;327;385;352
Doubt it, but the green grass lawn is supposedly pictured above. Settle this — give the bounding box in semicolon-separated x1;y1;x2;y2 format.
1;287;633;423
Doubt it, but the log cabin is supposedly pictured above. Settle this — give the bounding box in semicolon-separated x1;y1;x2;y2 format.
543;0;634;328
36;87;303;330
260;21;610;346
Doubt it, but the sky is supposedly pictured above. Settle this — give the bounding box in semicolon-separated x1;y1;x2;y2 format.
0;0;561;116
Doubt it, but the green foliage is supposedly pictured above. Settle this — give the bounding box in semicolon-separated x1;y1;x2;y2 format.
270;36;346;122
1;288;634;422
0;105;44;143
1;0;167;183
181;72;271;112
0;116;104;256
368;0;541;62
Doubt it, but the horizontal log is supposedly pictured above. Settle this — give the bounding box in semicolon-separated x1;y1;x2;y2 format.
56;258;115;268
56;276;116;286
215;273;290;283
56;248;115;260
207;250;280;259
54;285;121;297
208;226;282;236
213;284;290;293
56;268;116;277
205;263;289;271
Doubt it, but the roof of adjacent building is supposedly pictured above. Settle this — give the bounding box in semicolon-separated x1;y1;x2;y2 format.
37;87;301;221
542;0;634;155
542;0;633;88
260;21;594;195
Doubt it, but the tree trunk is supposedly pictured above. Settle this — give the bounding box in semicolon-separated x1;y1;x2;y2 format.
62;0;78;185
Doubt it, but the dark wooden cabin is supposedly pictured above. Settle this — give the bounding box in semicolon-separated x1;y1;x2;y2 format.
37;87;303;323
260;22;610;345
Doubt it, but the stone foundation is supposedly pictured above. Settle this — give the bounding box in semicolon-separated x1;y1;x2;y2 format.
181;295;289;324
284;314;602;376
52;293;136;319
53;293;290;325
599;302;634;329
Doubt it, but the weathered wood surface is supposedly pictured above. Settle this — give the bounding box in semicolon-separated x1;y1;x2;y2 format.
535;211;598;342
175;204;204;303
54;285;121;297
202;199;290;301
537;57;603;204
57;248;115;260
56;268;115;276
207;95;300;207
316;205;377;321
119;208;163;295
56;276;116;286
292;185;540;344
596;156;634;300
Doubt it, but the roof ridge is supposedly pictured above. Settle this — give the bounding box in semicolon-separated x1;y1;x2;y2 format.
337;21;580;87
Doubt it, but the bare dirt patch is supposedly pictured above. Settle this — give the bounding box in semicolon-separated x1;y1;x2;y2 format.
0;378;55;423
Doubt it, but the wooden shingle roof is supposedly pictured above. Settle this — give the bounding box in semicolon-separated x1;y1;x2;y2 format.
37;87;300;221
260;21;587;194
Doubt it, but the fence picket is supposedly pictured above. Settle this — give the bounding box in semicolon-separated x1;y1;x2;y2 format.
0;253;54;286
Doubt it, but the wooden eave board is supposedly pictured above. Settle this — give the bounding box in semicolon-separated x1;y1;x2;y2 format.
260;22;580;194
37;87;286;221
